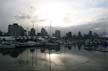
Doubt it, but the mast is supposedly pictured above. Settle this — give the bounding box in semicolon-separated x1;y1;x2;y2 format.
33;23;34;29
36;23;38;35
26;27;29;36
50;20;52;37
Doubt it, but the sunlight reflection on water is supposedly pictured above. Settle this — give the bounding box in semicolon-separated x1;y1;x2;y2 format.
0;47;108;71
45;52;90;66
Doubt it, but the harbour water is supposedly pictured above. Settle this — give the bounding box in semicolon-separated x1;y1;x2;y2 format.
0;46;108;71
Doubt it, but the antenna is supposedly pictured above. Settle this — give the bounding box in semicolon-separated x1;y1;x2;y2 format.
50;20;52;37
36;23;38;35
26;27;29;36
33;23;34;28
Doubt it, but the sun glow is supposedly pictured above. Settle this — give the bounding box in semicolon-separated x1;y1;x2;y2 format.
35;2;67;27
1;0;106;30
46;53;63;65
29;0;102;27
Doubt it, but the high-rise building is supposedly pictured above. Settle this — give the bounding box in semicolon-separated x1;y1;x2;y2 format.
54;30;61;39
29;28;36;36
41;28;48;36
8;23;26;36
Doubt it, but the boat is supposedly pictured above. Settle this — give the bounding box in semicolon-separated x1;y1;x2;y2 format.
0;41;15;48
0;36;16;48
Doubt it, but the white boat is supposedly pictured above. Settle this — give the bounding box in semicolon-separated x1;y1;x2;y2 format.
0;36;16;48
0;42;15;48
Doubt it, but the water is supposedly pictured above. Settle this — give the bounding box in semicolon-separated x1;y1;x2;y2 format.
0;46;108;71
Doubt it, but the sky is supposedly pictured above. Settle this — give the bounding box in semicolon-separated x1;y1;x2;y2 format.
0;0;108;31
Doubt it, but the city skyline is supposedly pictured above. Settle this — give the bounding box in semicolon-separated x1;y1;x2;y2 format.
0;1;108;71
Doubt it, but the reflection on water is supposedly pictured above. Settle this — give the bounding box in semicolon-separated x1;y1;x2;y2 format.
0;45;108;71
48;53;64;65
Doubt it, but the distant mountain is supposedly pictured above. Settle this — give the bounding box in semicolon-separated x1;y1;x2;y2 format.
36;21;108;36
60;21;108;36
62;24;107;36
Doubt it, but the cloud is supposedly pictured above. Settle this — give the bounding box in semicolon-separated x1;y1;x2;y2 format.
0;0;108;31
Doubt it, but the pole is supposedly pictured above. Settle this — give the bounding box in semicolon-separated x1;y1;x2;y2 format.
49;50;51;71
36;23;38;35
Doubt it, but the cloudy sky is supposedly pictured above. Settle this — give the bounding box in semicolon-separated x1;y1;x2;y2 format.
0;0;108;31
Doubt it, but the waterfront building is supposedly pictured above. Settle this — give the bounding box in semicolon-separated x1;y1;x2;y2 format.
53;30;61;39
8;23;26;36
41;28;48;37
29;28;36;36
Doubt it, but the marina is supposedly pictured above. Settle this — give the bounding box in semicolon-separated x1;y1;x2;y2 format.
0;0;108;71
0;36;108;52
